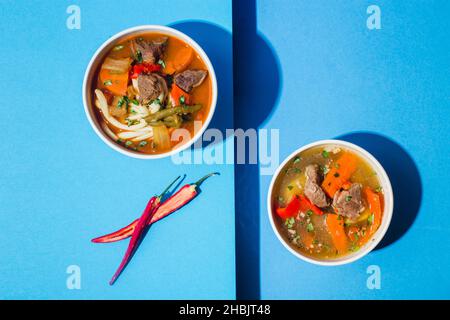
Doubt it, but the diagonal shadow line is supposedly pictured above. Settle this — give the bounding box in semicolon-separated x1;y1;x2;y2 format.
233;0;282;299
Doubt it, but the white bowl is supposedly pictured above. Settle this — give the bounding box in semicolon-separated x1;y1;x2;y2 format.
82;25;218;159
267;139;394;266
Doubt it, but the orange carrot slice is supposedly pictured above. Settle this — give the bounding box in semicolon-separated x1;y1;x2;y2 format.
171;84;192;106
322;152;358;198
165;46;194;74
99;69;129;96
326;214;348;254
364;187;383;235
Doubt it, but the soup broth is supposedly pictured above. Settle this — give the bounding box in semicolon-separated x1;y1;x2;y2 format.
272;145;384;259
92;32;212;154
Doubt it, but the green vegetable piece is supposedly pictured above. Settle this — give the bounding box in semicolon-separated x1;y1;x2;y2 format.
306;223;314;232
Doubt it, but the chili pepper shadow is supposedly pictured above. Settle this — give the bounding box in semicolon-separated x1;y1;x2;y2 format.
337;132;422;250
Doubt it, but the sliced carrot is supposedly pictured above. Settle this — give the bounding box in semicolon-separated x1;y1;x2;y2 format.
99;69;129;96
364;187;382;235
321;152;358;198
165;46;193;74
326;214;348;254
171;84;192;106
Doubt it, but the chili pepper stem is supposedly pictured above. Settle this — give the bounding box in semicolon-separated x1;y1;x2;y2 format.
193;172;219;188
158;175;181;200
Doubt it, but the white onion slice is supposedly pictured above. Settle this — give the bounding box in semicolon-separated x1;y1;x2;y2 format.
132;132;153;141
101;122;118;141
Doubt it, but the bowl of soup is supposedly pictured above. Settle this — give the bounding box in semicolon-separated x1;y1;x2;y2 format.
268;140;393;265
83;25;217;159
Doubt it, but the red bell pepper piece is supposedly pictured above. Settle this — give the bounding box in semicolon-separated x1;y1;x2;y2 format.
276;195;323;219
276;196;301;219
298;195;323;215
130;63;161;79
109;175;181;285
91;173;219;244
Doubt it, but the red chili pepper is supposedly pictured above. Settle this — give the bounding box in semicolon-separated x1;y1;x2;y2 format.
91;172;219;244
130;63;161;79
276;195;323;219
109;175;181;285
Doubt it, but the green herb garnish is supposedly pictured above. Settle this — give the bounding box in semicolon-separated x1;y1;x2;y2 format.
334;172;340;178
103;80;113;86
345;195;352;202
306;209;313;217
375;186;383;193
285;217;295;229
135;50;143;63
138;141;148;148
131;99;139;105
322;150;330;158
179;95;186;105
287;185;293;191
293;156;301;164
113;45;124;51
125;141;132;147
368;213;375;225
306;223;314;232
158;59;166;69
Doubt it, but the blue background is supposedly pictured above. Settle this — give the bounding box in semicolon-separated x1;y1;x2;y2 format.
0;0;235;299
250;0;450;299
1;0;449;300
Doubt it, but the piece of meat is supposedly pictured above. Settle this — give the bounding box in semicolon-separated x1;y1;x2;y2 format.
332;183;365;219
174;69;208;93
137;73;168;105
131;37;168;64
304;164;329;208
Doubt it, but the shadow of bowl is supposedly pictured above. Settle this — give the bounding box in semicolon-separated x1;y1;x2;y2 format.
337;132;422;250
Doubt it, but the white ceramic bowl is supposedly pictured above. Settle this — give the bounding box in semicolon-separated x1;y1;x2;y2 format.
82;25;217;159
267;140;394;266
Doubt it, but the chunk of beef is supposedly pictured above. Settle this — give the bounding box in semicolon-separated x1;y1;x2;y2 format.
174;69;208;93
332;183;365;219
132;37;168;64
137;73;168;105
304;164;329;208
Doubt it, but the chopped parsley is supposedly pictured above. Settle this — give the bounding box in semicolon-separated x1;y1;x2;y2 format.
285;217;295;229
349;245;360;252
293;156;301;164
306;222;314;232
375;186;383;193
322;150;330;158
125;141;132;147
368;213;375;225
158;59;166;69
135;50;143;63
179;95;186;105
345;195;352;202
138;141;148;148
334;172;340;178
306;209;313;217
103;80;112;86
131;99;139;105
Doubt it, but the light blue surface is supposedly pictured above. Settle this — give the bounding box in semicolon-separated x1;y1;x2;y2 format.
258;1;450;299
0;0;235;299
